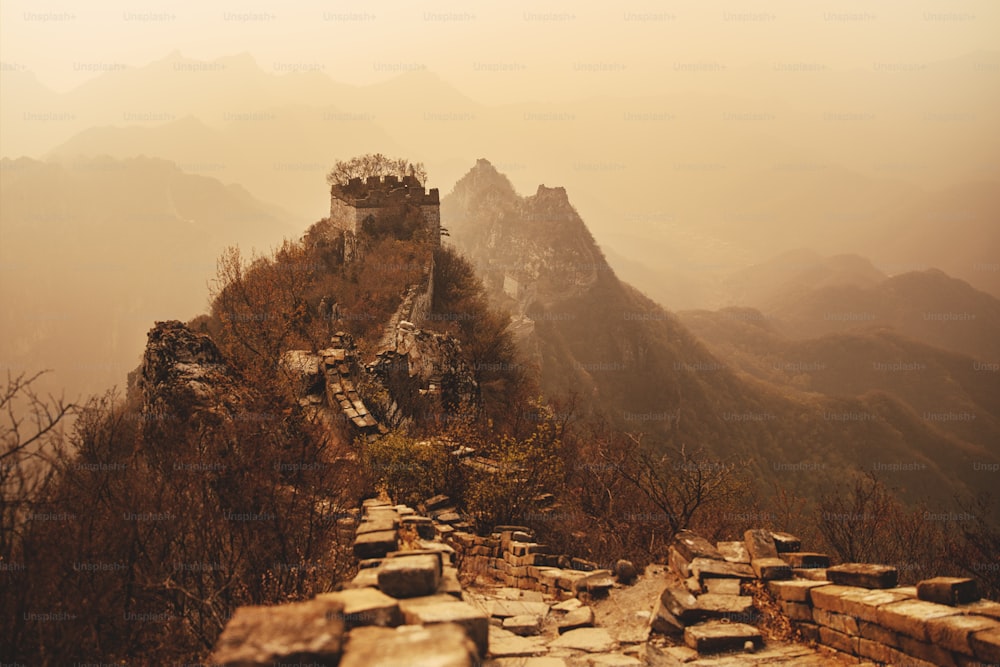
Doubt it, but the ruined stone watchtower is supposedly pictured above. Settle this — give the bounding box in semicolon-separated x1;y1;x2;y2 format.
329;175;440;259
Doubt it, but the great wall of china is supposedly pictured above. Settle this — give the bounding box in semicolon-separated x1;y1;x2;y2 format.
208;491;1000;666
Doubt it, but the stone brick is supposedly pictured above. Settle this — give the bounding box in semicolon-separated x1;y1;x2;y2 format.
696;594;756;623
684;620;762;654
573;570;615;595
704;578;741;596
751;557;791;580
770;531;802;553
812;608;859;635
834;587;912;623
744;529;779;560
768;579;829;603
487;599;551;618
716;540;750;564
548;628;617;652
317;588;402;628
558;605;595;633
423;494;451;512
690;558;755;580
808;584;856;612
356;517;397;535
341;623;477;667
346;567;381;590
818;625;858;655
503;614;543;636
858;619;900;646
917;577;980;606
210;598;345;666
827;563;898;589
857;637;895;664
970;627;1000;663
398;595;490;657
353;529;398;560
926;613;1000;656
668;546;691;578
674;530;724;561
958;599;1000;621
649;599;684;635
660;585;701;623
780;600;813;622
792;567;828;581
897;634;960;667
877;598;963;641
779;552;830;569
377;554;442;598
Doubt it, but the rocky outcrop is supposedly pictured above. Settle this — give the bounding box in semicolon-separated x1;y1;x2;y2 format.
129;320;247;435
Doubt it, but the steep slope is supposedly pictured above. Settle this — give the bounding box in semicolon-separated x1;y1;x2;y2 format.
442;159;1000;513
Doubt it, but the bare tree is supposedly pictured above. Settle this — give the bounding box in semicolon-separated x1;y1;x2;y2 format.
326;154;427;186
0;371;74;560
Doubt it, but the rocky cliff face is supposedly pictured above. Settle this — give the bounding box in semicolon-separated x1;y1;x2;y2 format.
130;320;246;427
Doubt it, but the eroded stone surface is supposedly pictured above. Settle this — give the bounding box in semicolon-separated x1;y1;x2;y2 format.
684;620;762;654
210;599;345;666
827;563;898;589
341;623;477;667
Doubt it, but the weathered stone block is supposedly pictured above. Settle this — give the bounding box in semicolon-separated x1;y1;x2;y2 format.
877;598;963;641
751;557;791;580
317;588;401;628
768;580;829;603
970;627;1000;663
423;494;451;512
558;605;595;633
548;627;616;652
649;599;684;635
488;599;551;618
684;620;762;654
690;557;755;580
897;634;961;667
792;567;828;581
356;517;397;535
378;554;442;599
780;600;813;622
674;530;724;562
917;577;980;606
695;593;755;622
353;529;398;560
399;595;490;657
813;608;859;635
779;552;830;569
660;585;701;623
818;625;857;655
958;599;1000;621
400;515;436;539
716;540;750;564
573;570;615;596
503;614;543;636
859;619;900;646
832;587;912;623
668;546;691;578
705;578;741;596
345;566;381;590
770;531;802;553
341;623;477;667
744;529;779;560
210;598;345;666
857;637;895;664
926;614;1000;656
827;563;898;589
808;584;856;611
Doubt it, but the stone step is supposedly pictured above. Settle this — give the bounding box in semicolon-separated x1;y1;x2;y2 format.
684;620;763;654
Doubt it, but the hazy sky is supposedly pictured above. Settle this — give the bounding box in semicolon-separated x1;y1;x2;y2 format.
2;0;997;101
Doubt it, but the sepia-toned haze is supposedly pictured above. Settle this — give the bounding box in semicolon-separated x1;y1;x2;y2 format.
1;0;998;401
